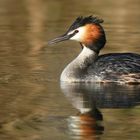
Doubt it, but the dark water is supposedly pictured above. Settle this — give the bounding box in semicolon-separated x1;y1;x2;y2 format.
0;0;140;140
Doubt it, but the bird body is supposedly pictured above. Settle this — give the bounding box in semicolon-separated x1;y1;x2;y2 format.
89;52;140;83
48;16;140;84
60;46;140;83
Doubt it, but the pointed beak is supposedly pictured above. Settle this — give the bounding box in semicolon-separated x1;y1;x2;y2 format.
48;33;72;45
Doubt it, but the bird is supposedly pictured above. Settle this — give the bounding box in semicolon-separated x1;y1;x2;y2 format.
48;16;140;84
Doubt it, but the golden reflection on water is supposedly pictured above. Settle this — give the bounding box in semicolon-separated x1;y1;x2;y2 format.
25;0;47;55
0;0;140;140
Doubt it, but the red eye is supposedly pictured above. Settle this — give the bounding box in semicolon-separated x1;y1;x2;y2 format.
75;30;79;33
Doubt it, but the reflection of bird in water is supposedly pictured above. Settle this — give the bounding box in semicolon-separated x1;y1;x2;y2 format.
68;110;103;140
61;82;140;108
60;82;140;139
61;83;104;140
48;16;140;83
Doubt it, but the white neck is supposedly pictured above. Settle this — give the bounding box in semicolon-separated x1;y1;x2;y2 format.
60;46;98;82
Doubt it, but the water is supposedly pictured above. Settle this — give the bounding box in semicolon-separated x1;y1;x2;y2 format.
0;0;140;140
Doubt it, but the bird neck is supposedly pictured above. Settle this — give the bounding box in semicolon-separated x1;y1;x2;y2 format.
60;45;98;82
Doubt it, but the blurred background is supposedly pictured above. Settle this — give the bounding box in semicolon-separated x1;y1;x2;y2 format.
0;0;140;140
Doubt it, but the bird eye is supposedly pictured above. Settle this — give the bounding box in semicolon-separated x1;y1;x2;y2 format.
75;30;79;33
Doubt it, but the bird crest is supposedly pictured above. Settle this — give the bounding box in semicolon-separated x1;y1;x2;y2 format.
67;16;104;32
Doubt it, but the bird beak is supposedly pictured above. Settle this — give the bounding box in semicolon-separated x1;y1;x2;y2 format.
48;33;72;45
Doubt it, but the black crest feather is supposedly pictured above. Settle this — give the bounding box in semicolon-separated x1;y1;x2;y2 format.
67;15;104;32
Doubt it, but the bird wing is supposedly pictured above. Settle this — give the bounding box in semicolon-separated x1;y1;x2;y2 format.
88;53;140;83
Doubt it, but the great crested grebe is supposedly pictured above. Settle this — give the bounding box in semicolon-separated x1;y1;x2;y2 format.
48;16;140;83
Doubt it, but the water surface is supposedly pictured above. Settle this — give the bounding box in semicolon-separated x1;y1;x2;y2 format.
0;0;140;140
